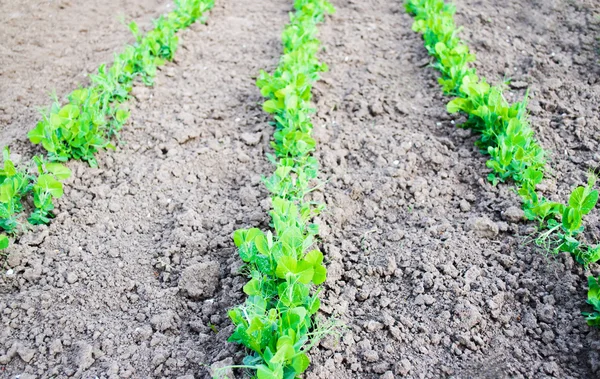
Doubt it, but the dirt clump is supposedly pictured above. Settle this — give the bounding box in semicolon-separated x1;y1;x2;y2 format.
179;261;221;300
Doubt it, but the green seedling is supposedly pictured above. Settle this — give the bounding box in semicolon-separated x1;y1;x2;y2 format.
561;175;599;235
542;174;599;265
0;148;70;234
228;1;335;378
533;175;600;265
127;19;177;86
0;148;33;233
28;157;71;225
171;0;214;28
28;88;115;168
90;63;132;138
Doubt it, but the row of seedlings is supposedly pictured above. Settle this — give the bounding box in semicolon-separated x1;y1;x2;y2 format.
0;0;215;254
226;0;335;378
405;0;600;323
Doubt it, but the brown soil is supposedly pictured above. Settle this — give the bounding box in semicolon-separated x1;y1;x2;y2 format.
1;0;600;378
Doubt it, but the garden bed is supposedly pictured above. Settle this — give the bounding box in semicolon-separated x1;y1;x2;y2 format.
0;0;599;378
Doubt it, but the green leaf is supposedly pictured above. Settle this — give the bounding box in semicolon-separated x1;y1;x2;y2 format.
562;207;582;233
588;276;600;302
280;227;303;256
275;256;297;279
249;295;267;314
0;235;8;250
256;365;281;379
312;264;327;285
228;307;244;325
2;155;16;177
233;228;264;262
286;94;298;110
291;353;310;374
129;21;140;38
28;122;46;144
233;229;246;247
45;163;72;180
36;174;63;198
263;100;280;114
585;246;600;266
243;278;261;296
246;315;267;337
255;233;270;255
287;307;308;331
246;228;263;242
523;167;543;186
295;260;315;284
58;104;80;119
569;186;585;210
304;249;323;265
447;98;468;114
271;335;295;364
0;181;17;203
411;20;426;33
582;190;599;214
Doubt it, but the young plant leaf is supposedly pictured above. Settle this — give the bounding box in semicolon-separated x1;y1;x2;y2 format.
0;235;9;250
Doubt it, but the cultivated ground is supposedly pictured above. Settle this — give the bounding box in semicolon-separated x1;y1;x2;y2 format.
1;0;600;378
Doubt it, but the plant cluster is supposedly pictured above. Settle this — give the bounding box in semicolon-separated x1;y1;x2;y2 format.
0;148;71;253
0;148;33;234
28;0;214;168
1;0;214;255
226;1;334;378
405;0;600;325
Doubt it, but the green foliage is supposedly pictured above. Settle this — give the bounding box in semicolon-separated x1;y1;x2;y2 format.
28;157;72;225
0;148;32;233
406;0;599;265
0;235;9;251
584;276;600;326
0;148;70;247
28;89;115;168
563;176;599;234
228;2;334;378
28;0;215;167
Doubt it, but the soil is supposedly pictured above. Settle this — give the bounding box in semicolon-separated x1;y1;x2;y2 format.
1;0;600;378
